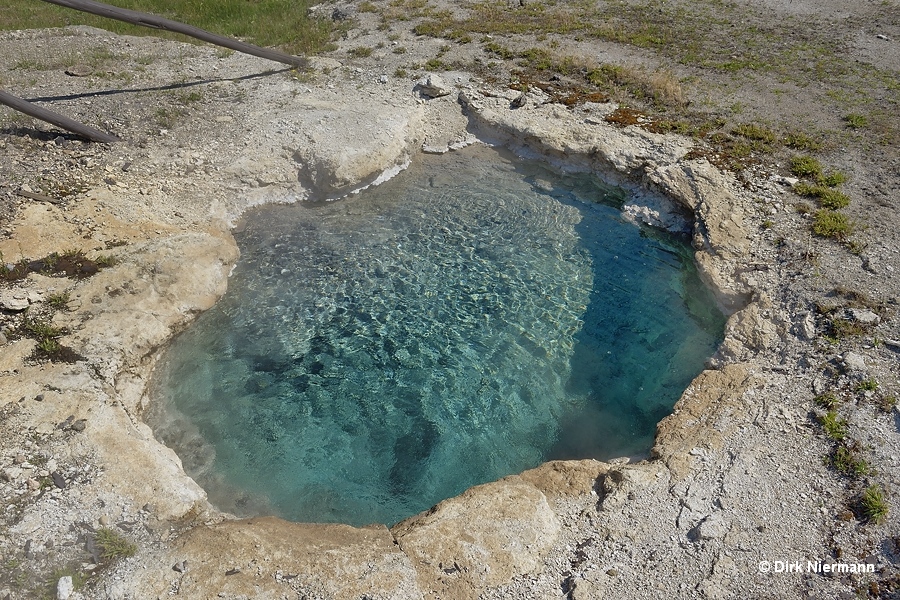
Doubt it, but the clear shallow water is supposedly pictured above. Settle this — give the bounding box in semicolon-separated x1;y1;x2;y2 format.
148;145;724;526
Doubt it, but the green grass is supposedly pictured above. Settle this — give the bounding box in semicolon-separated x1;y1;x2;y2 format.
859;484;889;524
814;392;840;410
831;444;870;478
0;0;338;56
783;131;824;152
790;155;823;178
816;188;851;210
348;46;374;58
818;171;848;187
812;210;855;241
856;379;879;392
732;122;778;144
47;292;71;309
95;528;137;561
819;410;848;440
843;113;868;129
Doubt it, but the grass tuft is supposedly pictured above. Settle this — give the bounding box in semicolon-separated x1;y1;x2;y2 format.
812;210;854;241
843;113;868;129
831;444;871;478
819;410;848;441
859;485;889;524
790;155;822;178
95;528;137;561
814;392;840;410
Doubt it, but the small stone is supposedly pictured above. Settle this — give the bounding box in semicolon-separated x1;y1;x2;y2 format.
795;311;816;341
14;454;26;464
27;478;40;491
416;75;451;98
694;513;730;540
0;290;30;311
378;74;388;84
99;515;110;526
57;575;74;600
35;394;44;402
847;308;880;326
843;351;866;372
510;92;527;108
606;568;619;577
51;471;67;489
64;64;93;77
0;331;7;345
1;467;22;481
71;420;87;432
173;560;187;573
225;568;241;576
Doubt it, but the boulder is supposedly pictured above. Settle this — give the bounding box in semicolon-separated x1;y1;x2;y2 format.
393;476;561;599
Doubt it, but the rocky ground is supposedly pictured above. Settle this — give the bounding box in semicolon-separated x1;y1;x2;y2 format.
0;0;898;598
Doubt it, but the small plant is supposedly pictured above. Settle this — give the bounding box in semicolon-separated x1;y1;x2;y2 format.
819;410;848;440
844;113;868;129
47;292;71;309
812;210;855;241
348;46;374;58
783;131;823;152
815;392;840;409
816;188;851;210
858;484;889;524
795;202;812;215
23;318;65;340
94;255;117;268
793;183;850;209
393;67;408;78
761;219;773;229
857;379;879;392
831;444;871;478
830;317;866;338
392;46;407;54
732;122;778;144
878;396;897;412
37;338;62;354
790;155;823;178
95;528;137;561
424;58;447;71
818;171;848;187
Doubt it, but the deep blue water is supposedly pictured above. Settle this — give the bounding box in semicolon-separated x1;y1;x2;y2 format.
148;145;724;526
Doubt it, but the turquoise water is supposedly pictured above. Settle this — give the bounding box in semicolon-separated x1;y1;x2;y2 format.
148;145;724;526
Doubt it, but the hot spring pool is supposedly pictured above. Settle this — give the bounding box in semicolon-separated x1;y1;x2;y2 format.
147;145;724;526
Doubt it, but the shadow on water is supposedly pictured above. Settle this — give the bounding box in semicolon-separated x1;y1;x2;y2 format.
516;167;726;462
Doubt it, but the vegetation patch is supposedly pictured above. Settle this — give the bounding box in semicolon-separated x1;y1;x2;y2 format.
812;210;855;242
814;392;841;410
831;443;871;478
0;0;340;56
94;528;137;562
857;484;889;525
790;155;823;179
1;250;100;282
819;410;848;441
